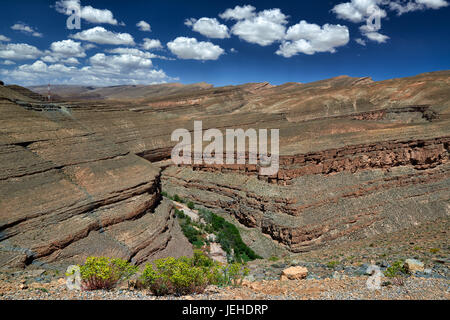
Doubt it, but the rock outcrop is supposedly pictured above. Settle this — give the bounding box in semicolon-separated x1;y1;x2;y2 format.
404;259;425;274
280;266;308;280
0;85;192;270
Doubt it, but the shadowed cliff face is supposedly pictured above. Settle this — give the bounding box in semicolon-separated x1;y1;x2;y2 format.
0;71;449;268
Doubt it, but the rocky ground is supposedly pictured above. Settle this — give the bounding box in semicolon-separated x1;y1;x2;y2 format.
0;269;448;300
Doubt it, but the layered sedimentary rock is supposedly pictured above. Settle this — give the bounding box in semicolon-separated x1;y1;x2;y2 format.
0;86;192;270
162;150;449;254
1;70;449;268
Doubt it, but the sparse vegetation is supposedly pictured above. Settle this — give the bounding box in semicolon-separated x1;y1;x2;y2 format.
197;208;261;263
173;194;183;203
174;208;185;219
384;260;408;278
222;262;249;287
269;256;279;262
166;192;261;263
77;257;138;290
140;250;247;296
327;260;339;269
140;256;209;296
67;252;249;295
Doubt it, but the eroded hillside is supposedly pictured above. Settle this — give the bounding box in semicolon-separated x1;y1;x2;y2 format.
0;71;449;269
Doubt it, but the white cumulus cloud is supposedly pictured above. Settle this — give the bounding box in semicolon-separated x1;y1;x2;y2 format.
89;52;152;70
70;27;135;45
276;21;349;57
107;46;172;61
137;21;151;31
142;38;163;50
11;23;43;37
1;53;173;86
360;24;390;43
0;35;11;42
363;32;390;42
333;0;448;44
185;18;230;39
0;43;43;60
55;0;120;25
219;5;256;20
63;57;80;65
18;60;48;73
332;0;387;23
389;0;448;14
167;37;224;60
417;0;449;9
230;8;288;46
50;39;86;58
355;38;367;45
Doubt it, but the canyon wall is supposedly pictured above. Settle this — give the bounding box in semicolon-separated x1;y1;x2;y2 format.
1;71;449;268
0;89;192;270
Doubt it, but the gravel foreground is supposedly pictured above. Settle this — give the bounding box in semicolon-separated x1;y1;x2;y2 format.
0;276;448;300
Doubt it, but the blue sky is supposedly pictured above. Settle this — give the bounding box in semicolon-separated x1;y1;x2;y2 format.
0;0;449;86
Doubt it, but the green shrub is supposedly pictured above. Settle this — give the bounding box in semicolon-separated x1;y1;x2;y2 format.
384;260;408;278
140;257;209;296
78;257;138;290
199;209;261;263
430;248;440;254
174;208;185;218
327;261;339;269
193;250;213;267
161;191;168;197
192;239;204;248
173;194;183;203
140;251;249;296
268;256;279;262
181;224;202;243
222;262;249;287
187;201;195;210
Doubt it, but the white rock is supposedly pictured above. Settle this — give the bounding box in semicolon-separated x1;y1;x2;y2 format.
280;266;308;280
404;259;424;273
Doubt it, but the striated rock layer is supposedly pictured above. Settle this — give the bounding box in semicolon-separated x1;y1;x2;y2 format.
1;71;449;268
0;86;192;270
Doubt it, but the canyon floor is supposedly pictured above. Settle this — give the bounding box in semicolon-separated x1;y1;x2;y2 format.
1;71;449;299
0;276;448;300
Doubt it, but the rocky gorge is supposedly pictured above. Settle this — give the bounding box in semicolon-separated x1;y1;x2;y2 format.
1;71;449;277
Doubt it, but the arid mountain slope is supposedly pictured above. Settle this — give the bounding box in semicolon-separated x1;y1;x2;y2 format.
1;71;449;269
28;82;213;101
0;85;192;270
